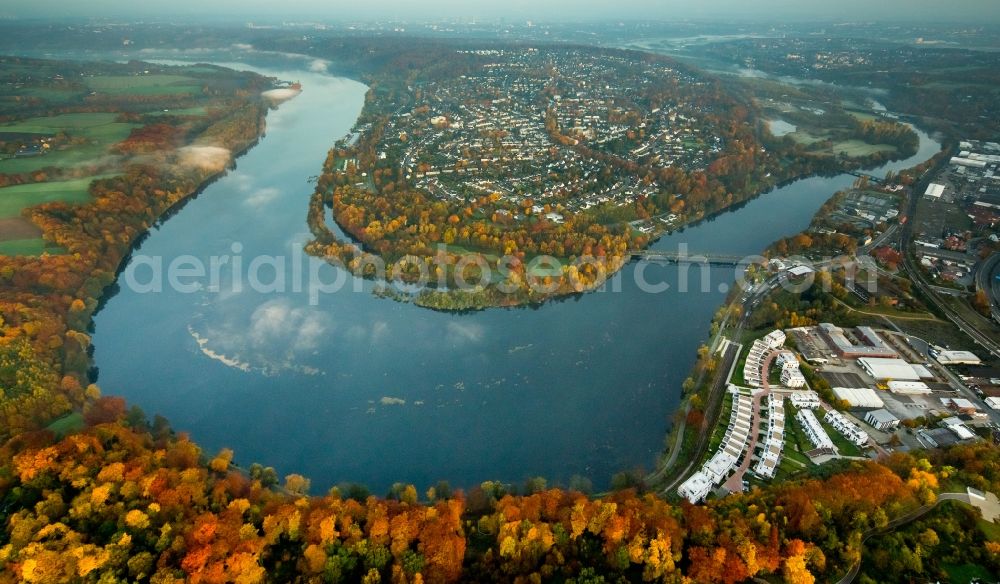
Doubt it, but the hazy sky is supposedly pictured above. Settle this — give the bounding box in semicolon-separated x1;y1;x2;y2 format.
4;0;998;23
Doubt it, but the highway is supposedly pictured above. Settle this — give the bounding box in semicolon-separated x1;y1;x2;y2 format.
858;223;898;256
901;255;1000;358
974;251;1000;322
897;156;1000;360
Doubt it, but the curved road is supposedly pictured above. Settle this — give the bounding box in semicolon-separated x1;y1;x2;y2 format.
975;251;1000;322
835;491;974;584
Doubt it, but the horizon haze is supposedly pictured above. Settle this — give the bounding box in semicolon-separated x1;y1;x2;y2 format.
5;0;1000;24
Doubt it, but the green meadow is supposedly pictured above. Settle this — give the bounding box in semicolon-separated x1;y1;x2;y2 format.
0;113;138;174
0;176;114;218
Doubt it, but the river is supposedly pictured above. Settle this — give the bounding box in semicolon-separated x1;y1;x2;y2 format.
91;58;942;493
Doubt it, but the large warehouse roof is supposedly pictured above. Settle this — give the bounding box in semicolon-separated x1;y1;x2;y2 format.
858;357;922;381
934;350;982;365
832;387;885;409
888;380;932;394
924;183;946;197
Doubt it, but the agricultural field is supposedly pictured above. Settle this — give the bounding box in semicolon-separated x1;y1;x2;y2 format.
0;57;271;255
0;238;53;256
83;74;203;96
846;109;879;122
0;175;112;218
0;113;139;174
0;216;44;253
832;139;897;157
150;106;209;117
779;127;827;145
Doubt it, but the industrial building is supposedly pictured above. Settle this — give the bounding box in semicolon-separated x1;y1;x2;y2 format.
865;409;900;431
941;417;976;441
787;265;814;278
832;386;885;408
950;157;988;169
818;324;897;359
919;428;962;448
932;349;982;366
887;380;932;395
924;183;947;197
857;357;929;381
942;397;979;415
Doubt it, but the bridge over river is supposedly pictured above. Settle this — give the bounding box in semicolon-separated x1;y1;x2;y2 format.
630;249;759;266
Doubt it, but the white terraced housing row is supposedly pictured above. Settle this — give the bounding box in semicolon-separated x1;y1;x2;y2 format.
678;387;755;503
775;350;806;388
796;408;836;453
754;394;786;480
742;330;786;388
823;410;870;447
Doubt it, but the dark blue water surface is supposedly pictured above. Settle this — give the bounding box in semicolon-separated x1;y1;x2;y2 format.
92;61;941;493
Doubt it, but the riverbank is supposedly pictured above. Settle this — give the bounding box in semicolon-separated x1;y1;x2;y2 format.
91;57;942;494
304;143;924;313
0;57;280;440
297;40;925;312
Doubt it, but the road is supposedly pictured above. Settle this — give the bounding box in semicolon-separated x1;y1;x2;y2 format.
858;223;898;256
722;388;768;492
658;340;740;493
897;158;1000;360
929;348;1000;425
900;258;1000;357
844;199;1000;423
974;251;1000;322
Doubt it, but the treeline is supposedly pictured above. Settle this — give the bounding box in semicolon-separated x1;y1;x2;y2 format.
859;444;1000;582
852;118;919;154
2;407;985;583
305;151;634;309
